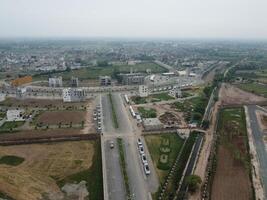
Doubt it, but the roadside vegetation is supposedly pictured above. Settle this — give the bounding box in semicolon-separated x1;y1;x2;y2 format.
137;107;157;118
117;138;131;198
108;93;119;128
0;121;25;133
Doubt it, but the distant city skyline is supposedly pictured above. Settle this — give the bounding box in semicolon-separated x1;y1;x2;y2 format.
1;0;267;39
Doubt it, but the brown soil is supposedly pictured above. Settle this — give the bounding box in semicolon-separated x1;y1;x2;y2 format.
36;111;86;125
0;141;95;200
211;144;252;200
219;83;266;105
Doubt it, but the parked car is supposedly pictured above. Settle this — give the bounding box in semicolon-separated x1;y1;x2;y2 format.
139;145;144;154
137;138;142;146
141;154;148;164
144;163;150;175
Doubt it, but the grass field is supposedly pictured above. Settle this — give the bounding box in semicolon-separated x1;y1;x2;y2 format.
0;140;103;200
137;107;157;118
0;155;25;166
33;62;166;81
237;83;267;97
0;121;25;132
211;107;253;200
145;133;184;184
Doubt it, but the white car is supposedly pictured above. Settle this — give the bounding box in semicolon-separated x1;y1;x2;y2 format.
139;145;144;154
141;154;148;164
144;163;150;175
137;138;142;146
109;141;114;149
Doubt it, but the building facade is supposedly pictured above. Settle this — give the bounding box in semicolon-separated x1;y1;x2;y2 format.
99;76;111;86
139;85;149;97
121;73;145;85
62;88;86;102
49;76;63;87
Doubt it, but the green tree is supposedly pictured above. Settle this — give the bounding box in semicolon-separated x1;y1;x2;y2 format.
186;175;202;193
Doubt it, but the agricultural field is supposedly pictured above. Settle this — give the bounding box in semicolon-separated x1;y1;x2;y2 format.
145;133;184;185
35;110;86;126
131;92;174;104
0;140;103;200
137;107;157;118
33;62;166;81
236;83;267;98
211;107;253;200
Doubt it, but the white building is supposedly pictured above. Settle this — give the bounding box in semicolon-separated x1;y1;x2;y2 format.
169;88;182;98
139;85;149;97
49;76;63;87
16;87;27;99
6;109;25;121
62;88;86;102
0;93;6;102
143;118;163;131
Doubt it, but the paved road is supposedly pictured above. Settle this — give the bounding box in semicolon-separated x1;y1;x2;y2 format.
247;105;267;196
101;93;159;200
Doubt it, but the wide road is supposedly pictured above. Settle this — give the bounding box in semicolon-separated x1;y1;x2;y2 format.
247;105;267;196
101;93;159;200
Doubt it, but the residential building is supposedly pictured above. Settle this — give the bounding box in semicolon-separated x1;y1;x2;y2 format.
99;76;111;86
49;76;63;87
16;87;27;99
139;85;149;97
169;88;182;98
70;76;79;87
62;88;86;102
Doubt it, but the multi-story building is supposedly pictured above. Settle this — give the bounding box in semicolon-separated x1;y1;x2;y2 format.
16;87;27;99
121;73;145;85
99;76;111;86
62;88;86;102
49;76;63;87
70;76;79;87
139;85;149;97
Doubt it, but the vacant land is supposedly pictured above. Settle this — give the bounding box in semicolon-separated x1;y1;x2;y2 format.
0;140;102;200
137;107;157;118
211;108;253;200
33;62;166;81
145;133;184;184
132;92;174;104
219;83;266;105
36;111;86;125
237;83;267;98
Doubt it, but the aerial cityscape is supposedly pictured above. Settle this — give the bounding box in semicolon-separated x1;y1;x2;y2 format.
1;0;267;200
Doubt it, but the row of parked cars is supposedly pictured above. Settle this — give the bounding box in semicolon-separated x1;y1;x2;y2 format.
137;138;150;175
93;105;102;132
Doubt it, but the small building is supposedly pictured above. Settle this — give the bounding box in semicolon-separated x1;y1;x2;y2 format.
99;76;111;86
169;88;182;98
139;85;149;97
62;88;86;102
16;87;27;99
143;118;164;131
49;76;63;87
70;76;79;87
121;73;145;85
6;109;25;121
0;93;6;102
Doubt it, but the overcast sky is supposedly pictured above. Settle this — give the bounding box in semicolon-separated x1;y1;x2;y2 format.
1;0;267;39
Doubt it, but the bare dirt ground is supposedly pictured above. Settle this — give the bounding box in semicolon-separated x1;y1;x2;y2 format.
36;111;86;125
219;83;266;105
1;97;87;108
211;146;252;200
256;110;267;132
0;141;94;200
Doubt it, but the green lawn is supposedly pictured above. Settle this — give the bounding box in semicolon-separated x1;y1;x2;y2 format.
0;111;5;119
145;133;184;184
57;139;103;200
0;155;25;166
237;83;267;97
150;93;175;101
131;92;174;105
0;121;25;132
33;62;166;81
137;107;157;118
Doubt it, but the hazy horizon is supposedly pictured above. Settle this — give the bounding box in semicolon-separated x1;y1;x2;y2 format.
1;0;267;39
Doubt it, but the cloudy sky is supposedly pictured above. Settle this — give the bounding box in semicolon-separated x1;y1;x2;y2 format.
1;0;267;39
